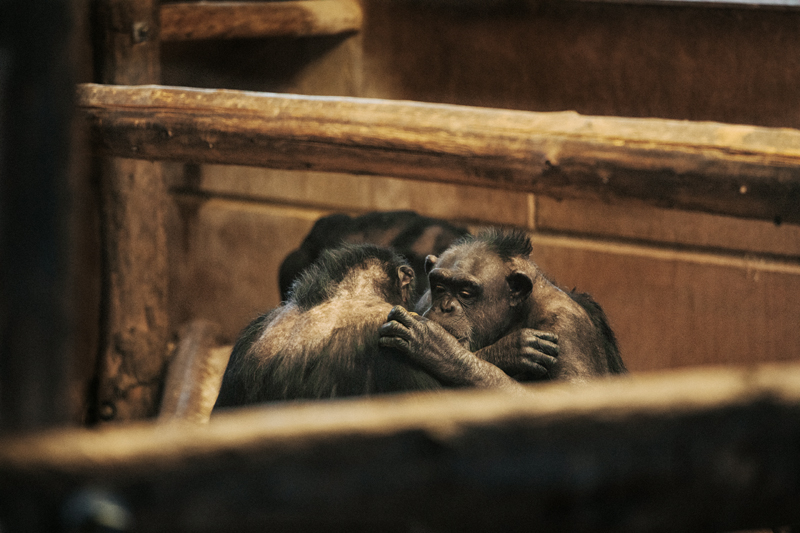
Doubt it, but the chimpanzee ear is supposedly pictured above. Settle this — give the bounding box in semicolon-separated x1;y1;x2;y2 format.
424;255;438;275
398;265;415;288
507;271;533;305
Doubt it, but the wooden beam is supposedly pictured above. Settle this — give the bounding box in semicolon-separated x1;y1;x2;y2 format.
92;3;170;423
160;0;363;41
77;83;800;225
2;364;800;532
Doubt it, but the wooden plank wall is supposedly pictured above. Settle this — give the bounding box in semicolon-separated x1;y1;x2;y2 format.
159;1;800;374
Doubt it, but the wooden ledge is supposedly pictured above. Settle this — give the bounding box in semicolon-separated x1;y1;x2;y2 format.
77;83;800;225
160;0;363;41
2;362;800;531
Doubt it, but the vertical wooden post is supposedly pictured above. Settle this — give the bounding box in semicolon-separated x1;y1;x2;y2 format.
92;0;170;422
0;0;76;433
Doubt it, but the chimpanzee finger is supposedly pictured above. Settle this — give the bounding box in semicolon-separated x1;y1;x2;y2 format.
386;306;420;328
378;319;412;341
531;330;559;344
520;353;558;373
534;330;558;343
531;336;559;357
378;335;409;353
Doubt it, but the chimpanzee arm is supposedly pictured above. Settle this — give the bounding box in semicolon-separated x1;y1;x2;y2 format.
378;306;530;393
475;330;559;381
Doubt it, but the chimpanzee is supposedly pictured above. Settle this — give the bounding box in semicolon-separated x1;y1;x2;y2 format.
278;210;470;301
215;242;560;407
379;229;626;383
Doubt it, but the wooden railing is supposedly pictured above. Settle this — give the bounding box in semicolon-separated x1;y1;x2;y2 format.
77;83;800;225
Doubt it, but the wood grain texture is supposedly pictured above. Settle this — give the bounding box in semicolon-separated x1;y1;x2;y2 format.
77;83;800;224
2;363;800;532
161;0;363;41
96;158;170;422
94;0;161;85
93;2;170;423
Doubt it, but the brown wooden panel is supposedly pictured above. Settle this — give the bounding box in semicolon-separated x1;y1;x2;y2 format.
189;165;531;228
528;234;800;371
161;29;363;97
361;2;800;129
167;196;329;341
537;196;800;258
78;83;800;224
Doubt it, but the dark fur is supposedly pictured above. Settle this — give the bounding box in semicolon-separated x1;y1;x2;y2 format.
568;291;626;374
290;244;410;310
215;244;441;407
217;228;624;408
279;211;470;301
477;228;625;374
420;228;626;381
466;227;533;261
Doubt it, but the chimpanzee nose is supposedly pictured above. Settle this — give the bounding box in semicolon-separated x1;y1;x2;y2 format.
440;298;455;313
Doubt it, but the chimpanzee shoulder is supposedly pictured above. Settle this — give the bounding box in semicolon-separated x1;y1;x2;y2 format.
567;291;627;374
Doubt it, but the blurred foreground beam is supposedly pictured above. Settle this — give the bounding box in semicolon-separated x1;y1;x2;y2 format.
2;363;800;532
77;83;800;225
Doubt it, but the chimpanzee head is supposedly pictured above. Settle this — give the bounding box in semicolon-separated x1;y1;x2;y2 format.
421;229;536;351
289;244;416;310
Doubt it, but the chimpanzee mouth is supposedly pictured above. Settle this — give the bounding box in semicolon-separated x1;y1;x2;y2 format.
440;323;467;339
431;318;472;347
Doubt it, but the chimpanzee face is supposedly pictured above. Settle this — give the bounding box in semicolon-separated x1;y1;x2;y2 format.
422;242;528;351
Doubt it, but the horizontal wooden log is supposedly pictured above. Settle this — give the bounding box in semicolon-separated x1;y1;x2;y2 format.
160;1;362;41
77;83;800;225
2;363;800;532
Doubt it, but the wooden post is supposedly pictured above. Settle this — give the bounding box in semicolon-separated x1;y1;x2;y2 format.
92;0;170;422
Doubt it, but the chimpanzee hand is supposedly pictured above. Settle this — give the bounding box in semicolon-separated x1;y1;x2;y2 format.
378;306;525;390
475;330;559;381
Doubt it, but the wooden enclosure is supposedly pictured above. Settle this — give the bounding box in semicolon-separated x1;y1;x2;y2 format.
1;0;800;531
157;0;800;374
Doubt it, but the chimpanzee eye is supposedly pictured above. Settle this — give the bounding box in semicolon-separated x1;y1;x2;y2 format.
459;289;474;299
